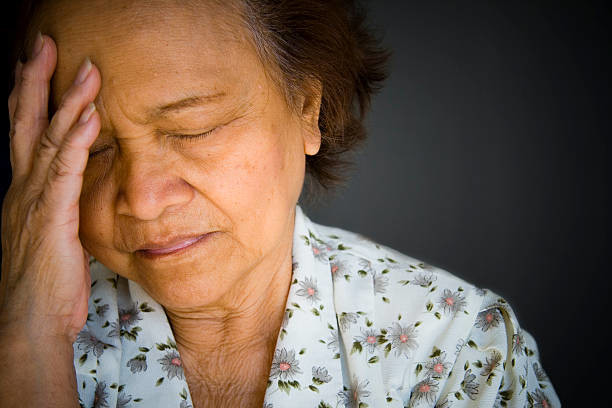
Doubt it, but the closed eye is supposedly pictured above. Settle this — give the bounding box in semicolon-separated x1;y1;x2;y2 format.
88;146;111;158
88;128;217;158
170;128;216;142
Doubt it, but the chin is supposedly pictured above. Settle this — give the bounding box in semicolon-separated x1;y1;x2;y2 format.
134;257;243;310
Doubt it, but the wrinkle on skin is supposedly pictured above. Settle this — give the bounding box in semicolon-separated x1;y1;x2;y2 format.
29;0;322;405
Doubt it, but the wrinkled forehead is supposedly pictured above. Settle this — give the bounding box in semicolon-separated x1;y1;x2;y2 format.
30;0;258;119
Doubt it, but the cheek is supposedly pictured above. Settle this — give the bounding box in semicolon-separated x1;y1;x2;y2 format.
78;174;117;259
196;124;303;247
209;128;297;207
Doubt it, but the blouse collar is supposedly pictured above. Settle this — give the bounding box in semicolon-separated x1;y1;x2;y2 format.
75;205;344;407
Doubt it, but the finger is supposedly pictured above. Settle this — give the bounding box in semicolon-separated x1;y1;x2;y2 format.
30;60;101;190
8;60;24;128
8;60;24;171
10;33;57;181
38;104;100;225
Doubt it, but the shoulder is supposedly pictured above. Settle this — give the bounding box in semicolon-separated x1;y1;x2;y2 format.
307;216;487;323
306;216;560;406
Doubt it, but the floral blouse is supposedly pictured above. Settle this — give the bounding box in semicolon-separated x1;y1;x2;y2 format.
74;205;560;407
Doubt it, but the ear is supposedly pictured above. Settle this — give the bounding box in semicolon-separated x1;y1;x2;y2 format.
299;79;322;156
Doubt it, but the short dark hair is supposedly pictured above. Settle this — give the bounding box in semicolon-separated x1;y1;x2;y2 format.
11;0;390;198
238;0;390;197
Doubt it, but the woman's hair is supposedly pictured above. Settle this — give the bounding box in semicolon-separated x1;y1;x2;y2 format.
10;0;390;200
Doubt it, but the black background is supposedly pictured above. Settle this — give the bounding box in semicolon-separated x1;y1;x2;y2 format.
3;1;610;406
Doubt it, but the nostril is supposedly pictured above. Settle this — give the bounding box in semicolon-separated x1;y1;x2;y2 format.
115;172;194;221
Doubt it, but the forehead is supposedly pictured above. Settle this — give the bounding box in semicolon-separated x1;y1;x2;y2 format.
37;0;260;122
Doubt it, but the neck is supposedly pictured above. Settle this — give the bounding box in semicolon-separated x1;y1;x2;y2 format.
164;212;295;393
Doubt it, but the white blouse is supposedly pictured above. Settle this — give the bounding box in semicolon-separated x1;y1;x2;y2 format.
74;205;560;407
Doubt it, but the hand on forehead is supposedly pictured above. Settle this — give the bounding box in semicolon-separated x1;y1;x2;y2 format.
31;0;258;126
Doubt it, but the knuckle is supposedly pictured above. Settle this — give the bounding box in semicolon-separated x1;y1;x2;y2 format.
38;129;62;153
11;100;47;133
8;89;18;110
20;62;39;84
11;104;29;127
2;185;40;239
24;198;44;232
8;126;17;142
48;152;76;181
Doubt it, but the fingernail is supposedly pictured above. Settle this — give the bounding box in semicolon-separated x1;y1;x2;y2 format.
31;31;44;59
79;102;96;124
75;58;93;85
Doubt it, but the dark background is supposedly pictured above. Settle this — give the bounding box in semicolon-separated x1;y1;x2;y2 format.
299;1;610;406
3;1;610;406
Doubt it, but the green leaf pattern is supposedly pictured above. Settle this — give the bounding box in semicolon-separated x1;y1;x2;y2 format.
71;205;558;407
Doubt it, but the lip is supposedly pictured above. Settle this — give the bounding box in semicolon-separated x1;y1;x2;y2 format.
135;233;211;259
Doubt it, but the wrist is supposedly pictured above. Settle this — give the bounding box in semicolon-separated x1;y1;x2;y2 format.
0;321;76;350
0;326;79;407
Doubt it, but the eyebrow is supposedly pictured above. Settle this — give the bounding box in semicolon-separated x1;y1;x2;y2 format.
147;92;226;119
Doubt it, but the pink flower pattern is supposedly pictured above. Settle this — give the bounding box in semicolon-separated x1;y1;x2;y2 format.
72;205;559;407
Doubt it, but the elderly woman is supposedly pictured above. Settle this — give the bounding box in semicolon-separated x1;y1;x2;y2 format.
0;1;559;407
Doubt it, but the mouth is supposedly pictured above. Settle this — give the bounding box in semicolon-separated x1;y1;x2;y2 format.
135;233;212;260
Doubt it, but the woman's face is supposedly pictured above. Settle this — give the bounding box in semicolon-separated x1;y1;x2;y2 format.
39;0;321;309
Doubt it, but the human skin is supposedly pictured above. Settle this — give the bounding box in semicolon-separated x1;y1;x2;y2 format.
0;0;322;406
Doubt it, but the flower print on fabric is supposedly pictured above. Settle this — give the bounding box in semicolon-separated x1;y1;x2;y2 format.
408;376;439;406
93;381;109;408
326;329;339;353
270;348;302;382
530;388;554;408
295;277;321;304
533;362;549;383
356;258;374;277
411;273;437;288
127;353;148;373
158;350;185;380
372;270;389;294
311;366;332;384
301;230;333;263
95;303;110;319
108;302;147;340
329;259;348;282
437;288;468;315
338;311;358;331
474;308;503;332
386;322;419;358
376;255;405;271
338;375;371;408
116;390;132;408
312;241;333;262
480;349;503;379
73;205;560;408
270;348;303;394
512;330;526;356
118;303;143;329
461;368;479;400
281;309;291;330
353;327;381;355
434;395;451;408
425;351;451;378
76;328;112;358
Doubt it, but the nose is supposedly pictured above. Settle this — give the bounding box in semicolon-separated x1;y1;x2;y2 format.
115;151;194;220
